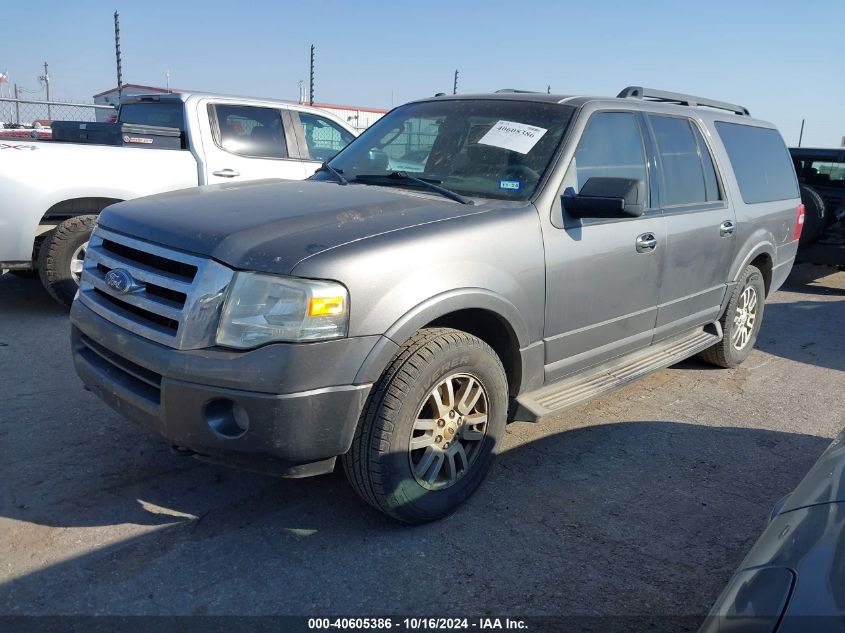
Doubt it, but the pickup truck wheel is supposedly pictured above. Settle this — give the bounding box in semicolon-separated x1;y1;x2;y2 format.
37;215;97;308
342;327;508;524
698;265;766;368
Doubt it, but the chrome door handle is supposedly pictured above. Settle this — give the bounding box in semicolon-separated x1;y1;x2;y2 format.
212;168;240;178
719;220;735;237
635;233;657;253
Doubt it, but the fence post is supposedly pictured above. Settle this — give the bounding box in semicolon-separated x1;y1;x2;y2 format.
14;84;20;125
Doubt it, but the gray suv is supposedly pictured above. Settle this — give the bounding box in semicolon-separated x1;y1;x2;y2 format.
70;87;803;523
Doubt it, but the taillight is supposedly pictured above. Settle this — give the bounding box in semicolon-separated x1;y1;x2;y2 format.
792;204;805;241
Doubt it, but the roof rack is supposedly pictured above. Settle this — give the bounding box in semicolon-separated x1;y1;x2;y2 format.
495;88;541;94
617;86;750;116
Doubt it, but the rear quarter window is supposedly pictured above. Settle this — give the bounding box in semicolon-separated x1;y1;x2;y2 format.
118;101;185;131
715;122;798;204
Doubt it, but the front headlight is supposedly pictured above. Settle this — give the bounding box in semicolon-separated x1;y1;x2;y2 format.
216;272;349;348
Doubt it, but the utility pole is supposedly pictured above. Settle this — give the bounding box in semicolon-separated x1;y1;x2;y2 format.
798;119;805;148
166;69;171;93
39;62;51;119
453;69;458;95
114;11;123;99
309;44;315;106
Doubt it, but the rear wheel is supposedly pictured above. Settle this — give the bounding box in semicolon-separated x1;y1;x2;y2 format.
37;215;97;308
342;327;508;523
698;265;766;368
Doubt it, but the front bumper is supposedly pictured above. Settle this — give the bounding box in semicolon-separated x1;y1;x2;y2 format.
70;299;376;477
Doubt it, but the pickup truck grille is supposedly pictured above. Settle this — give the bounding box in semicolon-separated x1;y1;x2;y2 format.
78;227;234;349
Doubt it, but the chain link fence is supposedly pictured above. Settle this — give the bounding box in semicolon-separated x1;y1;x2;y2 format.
0;98;115;128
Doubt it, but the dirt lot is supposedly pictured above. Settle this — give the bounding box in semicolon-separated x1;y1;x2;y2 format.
1;264;843;630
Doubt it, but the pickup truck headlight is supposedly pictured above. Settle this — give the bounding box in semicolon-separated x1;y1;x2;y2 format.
216;273;349;348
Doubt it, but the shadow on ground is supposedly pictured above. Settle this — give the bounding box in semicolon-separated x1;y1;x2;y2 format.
0;418;831;623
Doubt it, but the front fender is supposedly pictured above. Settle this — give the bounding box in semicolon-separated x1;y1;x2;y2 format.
353;288;530;385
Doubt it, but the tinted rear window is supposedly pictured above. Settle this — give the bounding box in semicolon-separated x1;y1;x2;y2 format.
715;122;798;204
118;102;185;131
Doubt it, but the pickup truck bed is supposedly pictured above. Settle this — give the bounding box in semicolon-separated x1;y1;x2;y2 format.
1;91;357;306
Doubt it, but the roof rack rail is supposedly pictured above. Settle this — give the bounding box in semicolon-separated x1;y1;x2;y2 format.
495;88;541;94
617;86;750;116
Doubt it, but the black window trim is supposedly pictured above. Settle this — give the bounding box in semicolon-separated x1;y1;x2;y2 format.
689;118;727;204
644;112;729;212
206;102;301;162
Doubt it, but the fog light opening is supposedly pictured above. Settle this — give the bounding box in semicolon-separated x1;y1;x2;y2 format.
204;399;250;439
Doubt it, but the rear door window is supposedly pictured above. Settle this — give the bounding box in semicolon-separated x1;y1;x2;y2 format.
649;115;717;206
715;122;799;203
211;104;288;159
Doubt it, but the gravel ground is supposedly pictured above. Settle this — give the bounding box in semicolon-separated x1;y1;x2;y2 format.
0;264;843;630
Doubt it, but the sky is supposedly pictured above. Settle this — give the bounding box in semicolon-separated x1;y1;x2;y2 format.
1;0;843;147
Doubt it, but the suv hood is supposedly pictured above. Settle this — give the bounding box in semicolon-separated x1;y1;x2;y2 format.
98;179;486;274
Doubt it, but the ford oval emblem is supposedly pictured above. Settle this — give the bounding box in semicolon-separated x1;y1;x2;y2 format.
104;269;136;294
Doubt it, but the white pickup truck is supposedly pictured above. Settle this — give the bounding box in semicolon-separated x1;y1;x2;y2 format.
0;91;357;306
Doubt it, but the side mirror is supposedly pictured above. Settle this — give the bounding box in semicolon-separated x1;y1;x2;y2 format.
367;148;390;171
562;177;645;219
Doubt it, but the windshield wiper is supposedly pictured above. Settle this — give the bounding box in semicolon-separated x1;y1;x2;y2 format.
315;162;348;185
353;171;474;205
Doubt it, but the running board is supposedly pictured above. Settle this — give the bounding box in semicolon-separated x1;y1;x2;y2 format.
513;323;722;421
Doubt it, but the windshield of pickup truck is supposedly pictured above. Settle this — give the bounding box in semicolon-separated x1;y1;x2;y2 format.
318;99;575;200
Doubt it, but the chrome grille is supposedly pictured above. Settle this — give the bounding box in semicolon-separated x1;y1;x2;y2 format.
78;227;234;349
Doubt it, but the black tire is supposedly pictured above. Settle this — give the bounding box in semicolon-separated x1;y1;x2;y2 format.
37;215;97;308
799;185;826;245
698;265;766;368
342;327;508;524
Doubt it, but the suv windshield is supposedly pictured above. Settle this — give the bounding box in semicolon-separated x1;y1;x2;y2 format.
318;99;575;201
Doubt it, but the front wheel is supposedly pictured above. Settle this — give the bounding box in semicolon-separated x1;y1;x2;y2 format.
37;215;97;308
698;265;766;368
342;328;508;523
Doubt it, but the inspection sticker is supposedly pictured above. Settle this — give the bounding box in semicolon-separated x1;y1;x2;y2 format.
499;179;521;190
478;120;547;154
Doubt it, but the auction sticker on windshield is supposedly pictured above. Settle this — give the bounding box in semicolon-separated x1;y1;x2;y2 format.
478;120;547;154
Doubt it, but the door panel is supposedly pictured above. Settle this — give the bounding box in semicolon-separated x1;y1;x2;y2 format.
543;111;664;382
543;209;666;381
655;207;736;339
647;115;737;341
199;101;307;184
